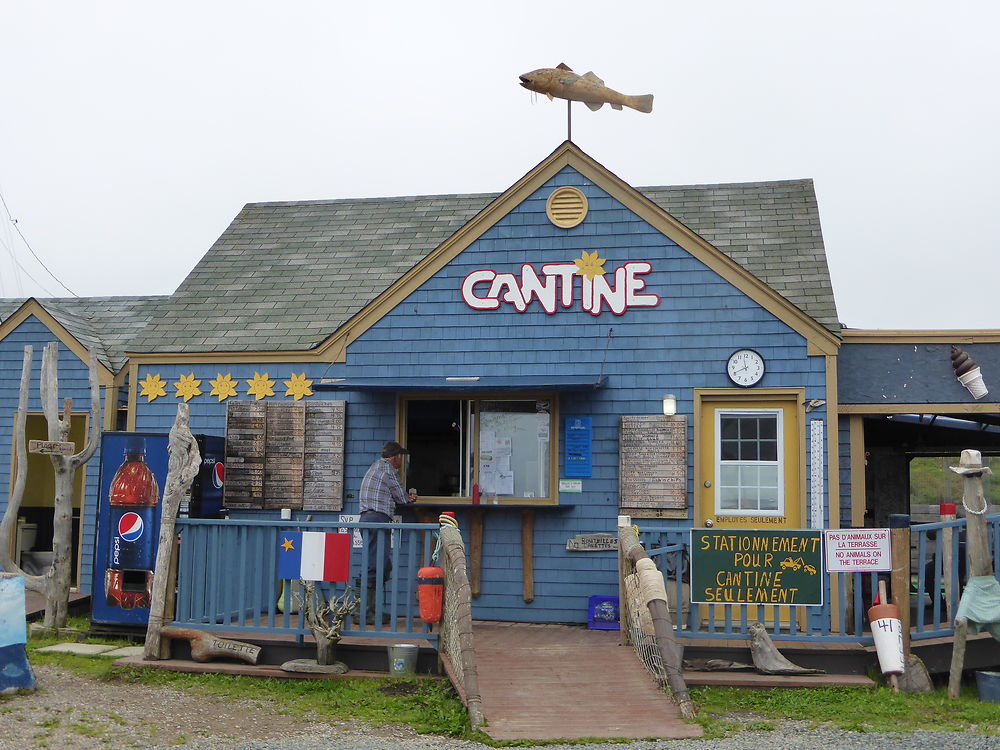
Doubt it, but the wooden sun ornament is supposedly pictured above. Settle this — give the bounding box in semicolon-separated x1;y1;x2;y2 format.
246;372;276;400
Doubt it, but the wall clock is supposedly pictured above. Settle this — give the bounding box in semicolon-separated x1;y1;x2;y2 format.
727;349;765;387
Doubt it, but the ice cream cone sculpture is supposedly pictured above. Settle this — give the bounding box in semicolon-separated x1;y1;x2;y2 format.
951;345;988;399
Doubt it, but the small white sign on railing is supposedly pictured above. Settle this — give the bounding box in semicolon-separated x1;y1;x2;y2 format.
824;528;892;572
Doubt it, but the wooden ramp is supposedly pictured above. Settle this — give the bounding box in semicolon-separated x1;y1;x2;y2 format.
473;622;702;742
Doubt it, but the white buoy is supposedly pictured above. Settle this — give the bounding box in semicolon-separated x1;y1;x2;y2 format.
868;601;905;675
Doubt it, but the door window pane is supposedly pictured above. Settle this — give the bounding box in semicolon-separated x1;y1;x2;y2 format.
716;410;783;515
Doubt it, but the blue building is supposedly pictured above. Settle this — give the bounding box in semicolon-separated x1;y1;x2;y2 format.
2;142;998;623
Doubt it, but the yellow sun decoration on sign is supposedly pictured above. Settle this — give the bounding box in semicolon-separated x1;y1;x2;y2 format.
246;372;276;400
574;251;606;280
174;373;202;402
210;373;239;402
284;373;314;401
139;374;167;402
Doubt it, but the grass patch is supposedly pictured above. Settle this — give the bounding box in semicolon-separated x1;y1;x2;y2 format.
691;684;1000;736
26;640;471;738
23;636;1000;744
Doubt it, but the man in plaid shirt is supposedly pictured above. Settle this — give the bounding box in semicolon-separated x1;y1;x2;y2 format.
359;441;417;622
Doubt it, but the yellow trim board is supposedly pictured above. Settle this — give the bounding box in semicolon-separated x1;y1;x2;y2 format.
848;415;866;528
838;402;1000;414
842;329;1000;344
0;300;114;385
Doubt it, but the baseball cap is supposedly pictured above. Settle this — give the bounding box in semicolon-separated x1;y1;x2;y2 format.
381;441;410;458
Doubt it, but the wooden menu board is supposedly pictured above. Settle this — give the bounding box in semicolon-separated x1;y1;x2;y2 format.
619;415;687;517
224;400;345;511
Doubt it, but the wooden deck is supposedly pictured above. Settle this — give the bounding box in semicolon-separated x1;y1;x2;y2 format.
473;622;702;742
24;589;90;621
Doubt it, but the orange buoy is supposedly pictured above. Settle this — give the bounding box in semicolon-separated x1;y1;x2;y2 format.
418;566;444;624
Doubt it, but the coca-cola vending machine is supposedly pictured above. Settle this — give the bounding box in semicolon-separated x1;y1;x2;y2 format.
91;432;224;628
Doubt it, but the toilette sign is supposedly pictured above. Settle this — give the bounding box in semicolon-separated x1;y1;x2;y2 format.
461;254;659;315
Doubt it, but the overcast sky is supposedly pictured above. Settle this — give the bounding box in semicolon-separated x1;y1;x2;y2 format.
1;1;997;330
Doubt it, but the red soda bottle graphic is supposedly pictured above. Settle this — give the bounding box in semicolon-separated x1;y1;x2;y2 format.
105;437;159;609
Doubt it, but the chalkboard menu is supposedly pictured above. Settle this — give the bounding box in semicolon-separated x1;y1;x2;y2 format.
224;400;345;511
618;415;687;516
690;529;824;606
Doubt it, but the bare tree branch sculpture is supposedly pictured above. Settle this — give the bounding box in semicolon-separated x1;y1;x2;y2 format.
296;581;357;668
0;343;101;630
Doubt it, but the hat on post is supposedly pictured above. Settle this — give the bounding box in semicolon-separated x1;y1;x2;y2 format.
381;441;410;458
949;449;993;477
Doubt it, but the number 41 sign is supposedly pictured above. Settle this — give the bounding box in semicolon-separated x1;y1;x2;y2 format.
824;529;891;572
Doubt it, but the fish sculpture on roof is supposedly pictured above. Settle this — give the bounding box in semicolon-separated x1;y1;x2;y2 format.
519;63;653;114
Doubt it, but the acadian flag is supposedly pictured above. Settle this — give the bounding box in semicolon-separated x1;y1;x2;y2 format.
277;531;351;582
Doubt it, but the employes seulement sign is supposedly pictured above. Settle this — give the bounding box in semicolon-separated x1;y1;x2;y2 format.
690;529;824;606
461;255;659;315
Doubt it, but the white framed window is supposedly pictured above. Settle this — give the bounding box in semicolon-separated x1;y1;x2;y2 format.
715;408;783;515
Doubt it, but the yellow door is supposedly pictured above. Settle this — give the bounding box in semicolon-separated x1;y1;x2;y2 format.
694;389;806;626
696;390;804;530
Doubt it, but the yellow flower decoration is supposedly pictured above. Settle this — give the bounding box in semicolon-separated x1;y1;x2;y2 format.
573;251;606;280
209;373;239;402
284;372;313;401
246;372;276;400
174;373;202;402
139;373;167;402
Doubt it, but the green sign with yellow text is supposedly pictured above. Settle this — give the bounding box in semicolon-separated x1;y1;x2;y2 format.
690;529;824;606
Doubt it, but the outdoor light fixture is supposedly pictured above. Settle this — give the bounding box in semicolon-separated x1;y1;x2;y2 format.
662;393;677;416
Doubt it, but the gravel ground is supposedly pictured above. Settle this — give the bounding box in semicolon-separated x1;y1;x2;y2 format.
2;665;998;750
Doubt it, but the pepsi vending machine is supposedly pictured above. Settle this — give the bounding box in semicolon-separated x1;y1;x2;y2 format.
92;432;225;628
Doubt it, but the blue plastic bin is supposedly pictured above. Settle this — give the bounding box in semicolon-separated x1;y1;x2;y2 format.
976;671;1000;703
588;595;620;630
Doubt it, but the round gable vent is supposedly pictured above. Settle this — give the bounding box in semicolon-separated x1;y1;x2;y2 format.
545;187;588;229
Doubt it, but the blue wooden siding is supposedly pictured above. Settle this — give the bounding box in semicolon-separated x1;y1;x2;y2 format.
0;316;103;594
125;167;831;624
328;167;828;622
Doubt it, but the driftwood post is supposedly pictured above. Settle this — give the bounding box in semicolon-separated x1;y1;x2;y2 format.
0;344;101;631
143;403;201;660
618;526;697;720
0;349;35;583
948;449;994;699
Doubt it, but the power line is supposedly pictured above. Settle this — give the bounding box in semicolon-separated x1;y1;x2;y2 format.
0;229;57;297
0;189;78;297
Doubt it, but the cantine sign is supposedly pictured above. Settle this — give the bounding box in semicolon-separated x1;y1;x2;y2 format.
460;253;659;316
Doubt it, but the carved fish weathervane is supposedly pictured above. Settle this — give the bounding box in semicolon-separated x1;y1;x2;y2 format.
519;63;653;113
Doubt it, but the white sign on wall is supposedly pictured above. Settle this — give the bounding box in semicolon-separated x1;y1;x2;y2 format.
824;528;892;572
460;258;660;315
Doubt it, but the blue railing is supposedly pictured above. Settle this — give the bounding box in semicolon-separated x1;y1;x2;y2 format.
636;514;1000;644
173;517;439;642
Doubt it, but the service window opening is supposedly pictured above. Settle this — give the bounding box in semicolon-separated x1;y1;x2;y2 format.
403;396;554;503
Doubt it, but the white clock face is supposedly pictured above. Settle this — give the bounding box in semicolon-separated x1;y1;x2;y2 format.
727;349;765;387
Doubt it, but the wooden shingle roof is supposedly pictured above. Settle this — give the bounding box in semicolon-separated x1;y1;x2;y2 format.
131;178;838;354
0;296;168;370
